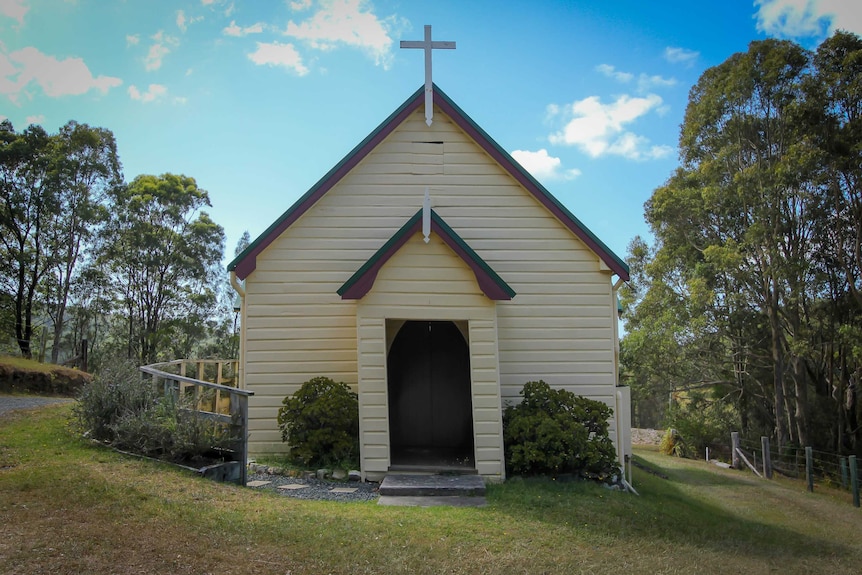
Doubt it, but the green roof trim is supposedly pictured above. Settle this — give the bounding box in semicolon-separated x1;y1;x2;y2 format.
338;208;516;301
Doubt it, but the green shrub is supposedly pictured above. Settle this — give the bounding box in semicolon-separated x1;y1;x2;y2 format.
660;428;687;457
277;376;359;467
503;380;619;481
664;390;736;459
73;357;235;464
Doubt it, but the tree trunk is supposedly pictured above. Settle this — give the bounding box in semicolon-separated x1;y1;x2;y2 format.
768;290;788;449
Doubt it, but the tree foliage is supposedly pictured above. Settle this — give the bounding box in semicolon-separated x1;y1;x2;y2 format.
102;174;225;365
0;119;234;368
623;32;862;456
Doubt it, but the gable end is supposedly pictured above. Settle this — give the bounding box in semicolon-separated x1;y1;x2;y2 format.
338;209;515;301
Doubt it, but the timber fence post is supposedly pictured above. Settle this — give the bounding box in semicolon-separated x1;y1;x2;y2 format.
731;432;740;469
850;455;859;508
840;457;848;489
805;446;814;493
761;436;772;479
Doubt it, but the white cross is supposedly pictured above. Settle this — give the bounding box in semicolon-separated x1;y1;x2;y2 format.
400;25;455;126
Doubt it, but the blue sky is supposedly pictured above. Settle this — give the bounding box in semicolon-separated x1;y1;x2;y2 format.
2;0;860;267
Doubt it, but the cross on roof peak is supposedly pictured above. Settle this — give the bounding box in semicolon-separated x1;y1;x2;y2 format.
400;25;456;126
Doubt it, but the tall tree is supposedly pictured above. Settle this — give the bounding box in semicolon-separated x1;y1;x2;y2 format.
0;122;56;358
102;174;225;364
44;121;122;363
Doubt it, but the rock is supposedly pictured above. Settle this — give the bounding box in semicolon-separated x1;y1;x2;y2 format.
316;468;330;480
332;469;347;480
348;470;361;482
302;470;316;480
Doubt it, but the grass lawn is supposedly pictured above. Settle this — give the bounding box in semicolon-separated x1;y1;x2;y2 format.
1;403;860;575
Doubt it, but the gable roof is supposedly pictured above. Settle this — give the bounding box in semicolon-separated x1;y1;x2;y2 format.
228;84;629;282
338;208;516;301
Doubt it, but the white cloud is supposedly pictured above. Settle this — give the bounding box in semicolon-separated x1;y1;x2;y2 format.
637;73;676;92
201;0;215;5
0;0;28;24
145;31;179;71
290;0;313;9
223;20;265;37
548;93;670;160
664;46;699;65
126;34;140;46
177;10;203;32
128;83;167;103
25;114;43;124
248;41;309;75
596;64;633;83
284;0;397;68
511;148;581;181
597;63;676;93
755;0;862;38
0;47;122;102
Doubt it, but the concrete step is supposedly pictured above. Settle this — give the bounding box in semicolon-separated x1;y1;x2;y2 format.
378;473;486;497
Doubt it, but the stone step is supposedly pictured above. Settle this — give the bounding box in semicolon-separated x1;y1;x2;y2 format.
378;473;486;497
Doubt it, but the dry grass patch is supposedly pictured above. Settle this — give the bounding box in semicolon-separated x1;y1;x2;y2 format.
1;404;861;574
0;356;91;395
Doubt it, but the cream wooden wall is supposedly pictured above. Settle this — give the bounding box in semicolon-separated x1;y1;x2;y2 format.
355;231;503;481
242;103;619;462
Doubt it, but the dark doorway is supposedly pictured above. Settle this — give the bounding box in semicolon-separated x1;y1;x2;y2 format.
387;320;474;468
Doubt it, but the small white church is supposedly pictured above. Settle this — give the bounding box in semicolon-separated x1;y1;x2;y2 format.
228;27;631;482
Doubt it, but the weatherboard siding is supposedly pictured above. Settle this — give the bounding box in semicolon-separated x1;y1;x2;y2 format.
242;104;618;460
355;232;503;480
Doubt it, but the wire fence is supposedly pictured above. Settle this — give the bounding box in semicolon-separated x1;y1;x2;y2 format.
732;432;860;508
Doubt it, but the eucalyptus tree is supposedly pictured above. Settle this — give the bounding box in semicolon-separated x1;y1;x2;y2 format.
44;121;122;363
0;121;56;358
102;174;225;365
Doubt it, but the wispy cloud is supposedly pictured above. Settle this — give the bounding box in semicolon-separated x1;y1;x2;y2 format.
548;94;672;161
284;0;401;69
248;41;309;75
0;0;27;24
128;83;167;103
223;20;265;37
0;47;122;103
664;46;699;65
126;34;140;46
597;63;676;93
596;64;633;83
754;0;862;38
176;10;203;33
511;148;581;181
145;31;179;71
25;114;44;124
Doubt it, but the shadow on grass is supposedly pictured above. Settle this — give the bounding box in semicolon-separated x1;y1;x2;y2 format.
488;454;852;562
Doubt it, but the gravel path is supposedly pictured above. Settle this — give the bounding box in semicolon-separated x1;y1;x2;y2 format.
246;472;380;502
0;394;74;416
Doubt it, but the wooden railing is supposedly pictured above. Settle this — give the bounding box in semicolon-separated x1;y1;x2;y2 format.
139;359;253;486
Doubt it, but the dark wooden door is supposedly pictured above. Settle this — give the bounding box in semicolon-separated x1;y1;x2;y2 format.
387;321;473;462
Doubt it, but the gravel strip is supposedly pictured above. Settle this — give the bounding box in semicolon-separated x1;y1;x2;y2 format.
246;472;380;502
0;395;74;417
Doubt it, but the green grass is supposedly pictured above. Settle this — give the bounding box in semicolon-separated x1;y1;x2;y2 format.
1;404;860;574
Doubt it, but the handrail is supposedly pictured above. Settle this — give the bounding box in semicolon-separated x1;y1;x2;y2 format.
139;363;253;396
139;360;253;485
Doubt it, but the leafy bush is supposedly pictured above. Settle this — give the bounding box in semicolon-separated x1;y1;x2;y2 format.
664;390;736;459
503;380;619;481
277;376;359;467
660;428;687;457
73;357;235;464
